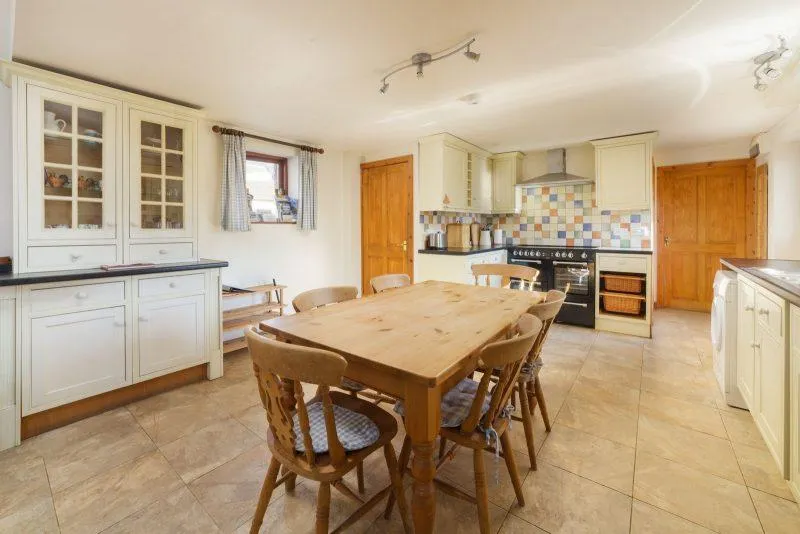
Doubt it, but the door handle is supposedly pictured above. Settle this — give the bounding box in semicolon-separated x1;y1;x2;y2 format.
664;236;670;247
758;308;769;316
393;241;408;251
751;342;761;349
744;305;754;311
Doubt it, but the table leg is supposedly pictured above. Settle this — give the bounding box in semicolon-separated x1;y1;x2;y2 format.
404;383;441;534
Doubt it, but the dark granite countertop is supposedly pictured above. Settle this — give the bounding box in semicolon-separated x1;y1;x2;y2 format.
0;259;229;287
417;245;509;256
597;248;653;255
721;258;800;307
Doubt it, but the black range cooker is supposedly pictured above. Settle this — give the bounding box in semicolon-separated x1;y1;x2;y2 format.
508;245;596;327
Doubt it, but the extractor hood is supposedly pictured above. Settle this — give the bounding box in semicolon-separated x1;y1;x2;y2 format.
516;148;593;187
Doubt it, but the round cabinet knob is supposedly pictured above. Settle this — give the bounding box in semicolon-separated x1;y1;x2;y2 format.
169;282;177;288
75;292;88;299
758;308;770;316
744;305;755;311
69;254;82;262
159;249;168;255
751;342;761;348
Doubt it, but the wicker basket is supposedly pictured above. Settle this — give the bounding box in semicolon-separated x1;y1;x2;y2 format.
602;274;645;294
602;293;644;315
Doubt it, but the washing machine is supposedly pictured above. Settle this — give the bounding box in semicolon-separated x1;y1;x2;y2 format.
711;270;746;409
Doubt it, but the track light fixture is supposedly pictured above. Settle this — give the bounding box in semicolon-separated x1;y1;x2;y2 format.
753;35;794;91
378;37;480;94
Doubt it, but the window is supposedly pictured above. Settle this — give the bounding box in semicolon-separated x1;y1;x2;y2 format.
245;151;294;223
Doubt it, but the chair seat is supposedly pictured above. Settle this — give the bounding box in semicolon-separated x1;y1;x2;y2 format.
394;378;490;428
293;400;380;453
519;357;543;382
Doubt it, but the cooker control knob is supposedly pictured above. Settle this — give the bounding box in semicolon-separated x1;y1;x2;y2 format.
523;250;529;257
554;251;561;258
536;250;541;257
513;250;518;256
581;251;588;259
568;251;574;259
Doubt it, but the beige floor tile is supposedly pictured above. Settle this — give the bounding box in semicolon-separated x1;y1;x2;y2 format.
586;344;644;370
208;380;263;415
733;441;796;502
749;487;800;534
579;357;642;389
189;443;282;532
102;486;219;533
630;500;715;533
639;390;727;438
506;414;548;464
637;414;743;483
538;423;635;495
45;420;155;493
0;455;59;533
498;513;547;533
721;411;768;449
160;417;263;483
569;375;640;408
54;450;183;534
130;394;231;446
233;403;268;440
511;462;631;534
640;374;720;408
127;383;209;417
633;452;761;534
643;345;702;367
559;393;639;447
643;356;713;385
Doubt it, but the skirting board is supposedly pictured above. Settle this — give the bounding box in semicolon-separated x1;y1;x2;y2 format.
0;405;18;451
595;316;652;338
21;364;207;440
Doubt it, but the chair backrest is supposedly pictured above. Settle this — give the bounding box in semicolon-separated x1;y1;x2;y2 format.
292;286;358;313
460;313;542;434
471;263;539;289
528;289;566;359
246;327;349;468
370;273;411;294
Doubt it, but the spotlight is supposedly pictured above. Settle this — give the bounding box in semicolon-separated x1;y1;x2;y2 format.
464;45;480;62
754;81;768;92
416;64;424;79
763;64;782;79
379;80;389;94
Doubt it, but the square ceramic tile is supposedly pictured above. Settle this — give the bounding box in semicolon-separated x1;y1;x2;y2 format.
498;514;547;533
102;487;220;533
639;390;727;439
721;411;769;449
579;358;642;389
732;441;796;501
748;487;800;534
630;500;714;533
0;455;59;533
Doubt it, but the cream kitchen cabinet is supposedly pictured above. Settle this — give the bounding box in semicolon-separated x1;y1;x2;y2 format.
419;133;492;213
737;276;757;409
590;132;657;211
0;289;18;451
789;304;800;501
416;250;507;286
491;152;523;214
471;153;492;214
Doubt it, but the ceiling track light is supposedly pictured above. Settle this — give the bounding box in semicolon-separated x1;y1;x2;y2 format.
378;36;480;94
752;35;793;91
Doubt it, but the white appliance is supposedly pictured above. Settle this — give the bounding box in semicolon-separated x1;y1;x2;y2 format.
711;270;746;409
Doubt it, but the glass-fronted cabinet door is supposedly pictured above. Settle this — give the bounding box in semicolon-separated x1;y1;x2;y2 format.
129;109;194;240
26;85;119;240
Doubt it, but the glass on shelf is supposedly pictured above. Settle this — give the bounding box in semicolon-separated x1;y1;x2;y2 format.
141;176;162;202
78;108;103;137
77;170;103;199
165;153;183;177
78;138;103;168
141;204;162;229
165;126;183;151
165;179;183;203
43;100;72;133
44;134;72;165
141;149;162;175
44;199;72;229
77;202;103;229
165;205;184;229
44;167;72;197
141;121;162;148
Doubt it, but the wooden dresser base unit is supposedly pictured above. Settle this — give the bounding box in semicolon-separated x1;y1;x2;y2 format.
20;364;206;440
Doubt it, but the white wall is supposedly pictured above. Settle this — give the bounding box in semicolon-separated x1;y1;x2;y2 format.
196;122;358;305
654;138;751;166
0;0;15;257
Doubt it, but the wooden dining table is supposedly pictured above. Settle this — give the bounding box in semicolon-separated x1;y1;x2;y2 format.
259;280;544;533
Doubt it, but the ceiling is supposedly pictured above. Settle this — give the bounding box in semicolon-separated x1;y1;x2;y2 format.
12;0;800;153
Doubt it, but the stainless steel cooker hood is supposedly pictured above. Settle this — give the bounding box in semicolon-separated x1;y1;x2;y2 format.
516;148;592;187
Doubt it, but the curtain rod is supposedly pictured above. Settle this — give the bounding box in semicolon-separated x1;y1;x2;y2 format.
211;125;324;154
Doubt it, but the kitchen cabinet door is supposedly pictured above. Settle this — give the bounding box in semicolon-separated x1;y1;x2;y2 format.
591;132;656;211
28;306;128;413
755;324;787;473
492;153;522;213
137;295;206;378
471;153;492;213
790;305;800;501
737;278;757;410
442;144;468;210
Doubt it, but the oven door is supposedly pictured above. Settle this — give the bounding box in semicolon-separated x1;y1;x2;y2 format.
553;261;594;296
507;258;548;291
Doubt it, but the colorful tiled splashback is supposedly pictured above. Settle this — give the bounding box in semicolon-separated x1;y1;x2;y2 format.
419;212;487;235
420;184;651;249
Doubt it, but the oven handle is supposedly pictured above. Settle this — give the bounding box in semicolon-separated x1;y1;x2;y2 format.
511;259;543;264
553;261;590;266
562;301;589;308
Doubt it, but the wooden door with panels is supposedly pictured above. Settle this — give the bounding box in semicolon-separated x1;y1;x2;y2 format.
657;159;760;311
361;156;414;295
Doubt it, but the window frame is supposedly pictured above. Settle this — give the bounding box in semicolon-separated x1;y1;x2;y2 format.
245;151;291;225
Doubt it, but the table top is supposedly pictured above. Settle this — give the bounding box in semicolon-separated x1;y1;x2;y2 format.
260;280;544;387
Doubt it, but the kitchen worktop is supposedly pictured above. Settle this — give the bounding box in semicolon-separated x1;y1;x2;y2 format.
721;258;800;307
0;259;229;287
417;245;509;256
597;248;653;255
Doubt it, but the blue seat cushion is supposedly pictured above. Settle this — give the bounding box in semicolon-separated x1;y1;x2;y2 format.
394;378;491;428
293;402;380;453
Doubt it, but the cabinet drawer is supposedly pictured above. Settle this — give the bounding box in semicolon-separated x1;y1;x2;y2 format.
756;289;785;339
130;242;194;264
29;281;125;314
138;273;205;298
27;245;118;271
597;254;648;274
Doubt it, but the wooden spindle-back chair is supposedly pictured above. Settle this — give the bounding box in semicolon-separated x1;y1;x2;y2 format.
471;263;539;289
369;273;411;294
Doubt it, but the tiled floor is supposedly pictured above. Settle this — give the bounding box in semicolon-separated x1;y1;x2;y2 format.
2;309;799;533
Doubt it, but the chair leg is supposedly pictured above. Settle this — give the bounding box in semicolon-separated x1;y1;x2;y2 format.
517;383;537;470
356;462;366;493
280;464;297;492
438;436;447;461
250;457;281;534
316;482;331;534
384;443;412;533
500;432;525;506
534;376;551;432
473;449;491;534
384;435;412;519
